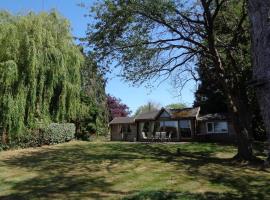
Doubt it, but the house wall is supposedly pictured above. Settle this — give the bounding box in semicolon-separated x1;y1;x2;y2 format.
110;124;123;141
110;124;137;141
124;124;137;142
195;120;236;143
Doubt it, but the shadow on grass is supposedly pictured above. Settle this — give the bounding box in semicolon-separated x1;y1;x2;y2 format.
123;190;243;200
0;142;269;199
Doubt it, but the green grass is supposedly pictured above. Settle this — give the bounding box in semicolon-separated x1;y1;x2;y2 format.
0;141;269;200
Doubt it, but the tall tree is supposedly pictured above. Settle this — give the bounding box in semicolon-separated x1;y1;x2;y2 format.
248;0;270;163
88;0;256;160
79;55;108;136
0;11;84;143
194;60;228;114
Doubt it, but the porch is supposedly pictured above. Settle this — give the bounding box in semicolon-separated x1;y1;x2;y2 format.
137;119;195;142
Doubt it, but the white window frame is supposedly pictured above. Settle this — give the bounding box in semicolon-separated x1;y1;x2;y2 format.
206;121;228;134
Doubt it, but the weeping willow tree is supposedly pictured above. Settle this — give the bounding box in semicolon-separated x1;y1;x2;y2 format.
0;11;84;144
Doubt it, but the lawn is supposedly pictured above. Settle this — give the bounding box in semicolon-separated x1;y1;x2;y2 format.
0;141;269;200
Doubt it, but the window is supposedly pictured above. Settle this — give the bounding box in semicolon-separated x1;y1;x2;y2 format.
179;120;191;138
207;122;228;134
153;121;178;139
179;120;190;129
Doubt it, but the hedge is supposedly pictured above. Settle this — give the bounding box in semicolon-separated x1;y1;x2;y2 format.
0;123;76;150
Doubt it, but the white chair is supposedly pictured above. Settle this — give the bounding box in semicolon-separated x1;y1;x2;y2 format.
167;131;172;142
161;132;167;142
147;132;154;142
155;132;161;140
141;132;147;139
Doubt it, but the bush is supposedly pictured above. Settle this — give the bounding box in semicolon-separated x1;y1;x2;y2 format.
0;123;76;150
42;123;75;145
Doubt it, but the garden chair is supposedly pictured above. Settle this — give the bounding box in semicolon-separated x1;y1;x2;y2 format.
167;131;172;142
141;132;147;140
161;132;167;142
147;132;154;142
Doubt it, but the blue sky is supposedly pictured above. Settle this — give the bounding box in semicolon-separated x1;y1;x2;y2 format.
0;0;196;114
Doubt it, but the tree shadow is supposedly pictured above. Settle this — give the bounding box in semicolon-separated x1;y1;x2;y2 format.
123;190;242;200
1;142;269;199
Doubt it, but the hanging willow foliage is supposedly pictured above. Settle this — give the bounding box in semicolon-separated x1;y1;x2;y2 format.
0;11;84;142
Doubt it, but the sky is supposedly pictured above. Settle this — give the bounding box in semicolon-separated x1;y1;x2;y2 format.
0;0;196;114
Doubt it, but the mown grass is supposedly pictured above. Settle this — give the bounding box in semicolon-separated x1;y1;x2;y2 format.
0;141;269;200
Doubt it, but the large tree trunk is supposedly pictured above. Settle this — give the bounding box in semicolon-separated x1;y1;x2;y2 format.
248;0;270;163
210;51;254;161
227;92;254;161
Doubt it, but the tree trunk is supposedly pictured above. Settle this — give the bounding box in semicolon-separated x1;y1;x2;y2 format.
1;128;8;145
210;52;254;161
227;93;254;161
248;0;270;163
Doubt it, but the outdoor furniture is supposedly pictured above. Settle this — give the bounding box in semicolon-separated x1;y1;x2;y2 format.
167;131;172;142
147;132;154;142
161;132;167;142
155;132;161;140
141;132;147;139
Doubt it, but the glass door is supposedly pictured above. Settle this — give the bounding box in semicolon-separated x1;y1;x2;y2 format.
179;120;192;138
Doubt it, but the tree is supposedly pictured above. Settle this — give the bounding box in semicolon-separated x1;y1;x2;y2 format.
166;103;187;110
193;59;228;114
107;94;131;121
248;0;270;163
88;0;256;160
134;101;161;116
78;55;108;138
194;57;266;141
0;11;84;144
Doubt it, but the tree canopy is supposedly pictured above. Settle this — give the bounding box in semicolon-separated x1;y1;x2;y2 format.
107;94;131;121
166;103;187;110
134;101;161;116
0;11;84;143
88;0;258;160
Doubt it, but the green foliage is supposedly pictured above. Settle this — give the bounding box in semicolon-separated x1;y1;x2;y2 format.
0;11;84;144
134;101;161;116
77;56;108;139
166;103;187;110
42;123;75;145
0;123;75;150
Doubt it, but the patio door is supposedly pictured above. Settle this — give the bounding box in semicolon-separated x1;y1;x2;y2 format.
179;120;192;138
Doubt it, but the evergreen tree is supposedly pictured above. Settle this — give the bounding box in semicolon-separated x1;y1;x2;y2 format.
79;55;108;137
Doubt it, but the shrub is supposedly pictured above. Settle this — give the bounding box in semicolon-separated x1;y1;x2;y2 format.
0;123;76;150
42;123;75;145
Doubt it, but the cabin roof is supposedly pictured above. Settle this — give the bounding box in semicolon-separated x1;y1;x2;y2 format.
170;107;200;119
109;107;201;125
109;117;135;125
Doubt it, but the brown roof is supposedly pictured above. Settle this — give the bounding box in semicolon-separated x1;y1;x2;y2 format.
109;117;135;125
135;110;160;121
109;107;201;125
170;107;200;119
135;107;200;121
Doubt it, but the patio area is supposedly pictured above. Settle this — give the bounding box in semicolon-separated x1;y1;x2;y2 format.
139;120;193;142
